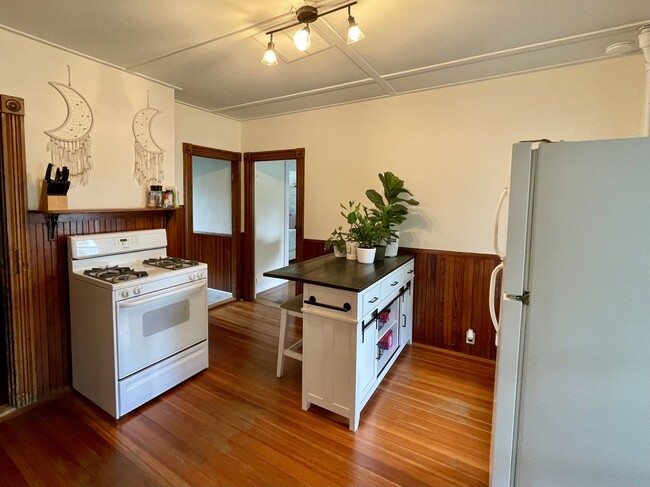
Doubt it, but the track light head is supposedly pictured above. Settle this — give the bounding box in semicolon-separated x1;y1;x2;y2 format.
261;34;278;66
293;24;311;52
346;5;364;44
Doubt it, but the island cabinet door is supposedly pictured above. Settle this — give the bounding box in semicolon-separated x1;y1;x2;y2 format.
357;312;377;402
400;279;414;346
302;310;357;418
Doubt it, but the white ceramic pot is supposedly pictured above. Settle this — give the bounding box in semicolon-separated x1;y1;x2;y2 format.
333;246;346;257
384;230;399;257
356;247;376;264
346;241;358;260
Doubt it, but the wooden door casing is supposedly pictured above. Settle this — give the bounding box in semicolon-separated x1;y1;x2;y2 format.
242;148;305;301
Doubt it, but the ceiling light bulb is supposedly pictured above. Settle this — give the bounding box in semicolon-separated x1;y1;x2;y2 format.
261;39;278;66
293;24;311;52
347;15;365;44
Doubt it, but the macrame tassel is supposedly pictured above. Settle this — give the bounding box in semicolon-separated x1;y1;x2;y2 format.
134;141;164;186
46;135;93;186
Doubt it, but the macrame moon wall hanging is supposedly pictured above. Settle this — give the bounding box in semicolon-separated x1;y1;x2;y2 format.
44;81;94;186
133;106;164;186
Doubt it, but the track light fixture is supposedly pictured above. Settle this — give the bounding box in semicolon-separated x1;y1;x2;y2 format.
261;1;364;65
346;5;365;44
261;33;278;66
293;23;311;51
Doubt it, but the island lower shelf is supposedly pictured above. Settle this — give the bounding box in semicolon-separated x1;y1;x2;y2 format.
298;256;415;431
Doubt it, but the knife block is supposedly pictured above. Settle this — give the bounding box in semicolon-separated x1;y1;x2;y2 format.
39;181;68;211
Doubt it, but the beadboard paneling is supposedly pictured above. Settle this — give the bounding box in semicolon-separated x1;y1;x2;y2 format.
407;247;500;360
25;210;182;399
190;233;232;292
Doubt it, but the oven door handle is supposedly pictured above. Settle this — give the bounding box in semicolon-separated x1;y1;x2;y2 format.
117;281;205;308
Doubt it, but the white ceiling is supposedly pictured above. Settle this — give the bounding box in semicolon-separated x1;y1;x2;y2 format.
1;0;649;120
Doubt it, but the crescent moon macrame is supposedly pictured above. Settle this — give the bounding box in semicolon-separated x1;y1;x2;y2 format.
133;107;164;186
44;81;94;186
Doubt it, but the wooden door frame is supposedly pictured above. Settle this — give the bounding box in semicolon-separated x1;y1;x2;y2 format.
183;143;241;298
243;148;305;302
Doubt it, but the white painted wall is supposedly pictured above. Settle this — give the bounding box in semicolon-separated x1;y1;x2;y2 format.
0;28;175;209
191;156;232;235
241;56;644;254
174;103;241;205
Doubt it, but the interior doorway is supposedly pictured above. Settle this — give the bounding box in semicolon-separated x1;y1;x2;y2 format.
183;143;241;307
254;159;296;300
243;149;305;303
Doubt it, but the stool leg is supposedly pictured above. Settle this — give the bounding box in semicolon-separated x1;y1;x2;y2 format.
276;308;288;378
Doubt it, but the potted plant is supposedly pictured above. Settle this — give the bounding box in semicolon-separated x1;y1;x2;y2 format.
349;210;380;264
365;172;419;257
371;216;395;261
324;226;346;257
340;200;362;260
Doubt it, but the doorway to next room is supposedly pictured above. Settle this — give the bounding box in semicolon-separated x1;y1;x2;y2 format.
183;143;241;308
254;159;297;305
243;148;305;305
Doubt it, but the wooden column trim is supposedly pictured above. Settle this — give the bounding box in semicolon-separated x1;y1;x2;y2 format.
0;95;38;407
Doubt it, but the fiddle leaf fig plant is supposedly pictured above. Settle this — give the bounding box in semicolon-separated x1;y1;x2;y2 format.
365;172;419;241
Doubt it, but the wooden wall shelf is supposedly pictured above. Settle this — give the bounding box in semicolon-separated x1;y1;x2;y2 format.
28;207;183;240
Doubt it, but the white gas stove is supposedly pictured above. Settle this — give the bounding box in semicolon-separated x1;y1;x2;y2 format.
68;229;208;418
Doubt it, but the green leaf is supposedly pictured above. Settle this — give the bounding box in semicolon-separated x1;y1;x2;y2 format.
365;189;385;208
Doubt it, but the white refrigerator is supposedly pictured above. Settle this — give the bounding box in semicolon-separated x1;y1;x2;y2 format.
490;138;650;487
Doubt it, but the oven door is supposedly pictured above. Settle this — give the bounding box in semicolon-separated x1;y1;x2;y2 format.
116;280;207;379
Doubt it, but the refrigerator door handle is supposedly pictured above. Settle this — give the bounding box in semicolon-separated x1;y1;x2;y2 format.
493;178;509;259
489;263;504;345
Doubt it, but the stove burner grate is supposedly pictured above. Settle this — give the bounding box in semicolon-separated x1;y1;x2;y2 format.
143;257;200;270
83;266;148;283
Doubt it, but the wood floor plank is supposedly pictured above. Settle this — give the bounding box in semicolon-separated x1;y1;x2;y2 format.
0;301;495;487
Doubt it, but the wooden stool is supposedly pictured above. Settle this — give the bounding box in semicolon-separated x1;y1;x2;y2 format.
276;294;304;378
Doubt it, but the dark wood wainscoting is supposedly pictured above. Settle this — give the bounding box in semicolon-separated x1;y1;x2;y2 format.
25;209;184;400
408;248;500;360
304;240;500;360
190;233;232;292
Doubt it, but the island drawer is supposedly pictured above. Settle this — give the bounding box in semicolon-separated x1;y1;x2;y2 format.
404;259;415;281
381;267;404;298
361;283;381;317
302;284;358;319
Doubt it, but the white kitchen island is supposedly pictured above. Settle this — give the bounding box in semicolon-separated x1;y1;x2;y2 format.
265;254;415;431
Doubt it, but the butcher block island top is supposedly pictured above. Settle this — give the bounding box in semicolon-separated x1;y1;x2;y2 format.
264;253;414;292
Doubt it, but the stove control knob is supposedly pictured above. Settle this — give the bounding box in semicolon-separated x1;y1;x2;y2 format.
199;271;206;279
121;290;130;298
133;286;142;295
190;273;197;281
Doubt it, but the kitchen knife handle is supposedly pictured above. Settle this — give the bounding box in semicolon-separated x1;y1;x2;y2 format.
44;163;53;181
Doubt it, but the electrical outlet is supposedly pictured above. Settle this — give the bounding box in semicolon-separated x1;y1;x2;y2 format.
466;328;475;345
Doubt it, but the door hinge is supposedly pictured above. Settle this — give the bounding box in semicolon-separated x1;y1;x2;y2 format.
506;292;529;305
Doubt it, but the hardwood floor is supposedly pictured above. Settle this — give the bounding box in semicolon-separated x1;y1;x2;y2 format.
256;281;295;306
0;301;495;487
